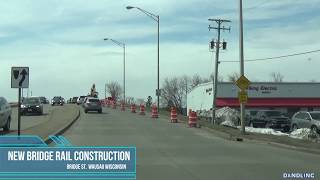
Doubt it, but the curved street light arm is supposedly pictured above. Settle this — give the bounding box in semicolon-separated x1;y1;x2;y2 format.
104;38;125;48
127;6;159;22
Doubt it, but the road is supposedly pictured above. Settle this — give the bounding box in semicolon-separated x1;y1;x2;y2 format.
63;106;320;180
1;104;80;140
9;104;52;131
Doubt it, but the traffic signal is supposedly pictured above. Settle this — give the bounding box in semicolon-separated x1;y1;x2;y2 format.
210;40;215;49
222;41;227;50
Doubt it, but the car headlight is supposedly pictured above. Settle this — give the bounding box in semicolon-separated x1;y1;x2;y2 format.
36;105;40;108
21;105;26;108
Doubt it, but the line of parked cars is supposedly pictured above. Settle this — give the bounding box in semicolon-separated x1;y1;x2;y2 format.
245;109;320;134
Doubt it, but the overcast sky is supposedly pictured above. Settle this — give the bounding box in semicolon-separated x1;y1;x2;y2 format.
1;0;320;102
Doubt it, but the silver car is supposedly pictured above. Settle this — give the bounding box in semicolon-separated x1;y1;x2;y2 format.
83;97;102;113
291;111;320;134
0;97;12;131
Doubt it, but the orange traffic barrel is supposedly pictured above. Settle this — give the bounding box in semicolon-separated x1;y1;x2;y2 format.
170;107;178;123
151;104;159;118
139;104;145;115
121;103;125;111
131;104;136;113
188;110;197;127
112;101;117;109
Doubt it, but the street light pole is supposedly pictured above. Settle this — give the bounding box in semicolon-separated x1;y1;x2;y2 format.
126;6;160;109
157;15;160;109
239;0;246;134
104;38;126;103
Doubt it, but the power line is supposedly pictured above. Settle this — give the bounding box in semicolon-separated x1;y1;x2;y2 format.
221;49;320;63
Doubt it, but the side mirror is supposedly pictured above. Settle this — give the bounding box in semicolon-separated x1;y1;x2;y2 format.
306;117;311;121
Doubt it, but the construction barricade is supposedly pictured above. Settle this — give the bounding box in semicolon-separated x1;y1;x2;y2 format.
121;103;125;111
151;104;159;118
131;104;136;113
188;109;197;127
112;101;117;109
139;104;145;115
106;100;111;108
170;107;178;123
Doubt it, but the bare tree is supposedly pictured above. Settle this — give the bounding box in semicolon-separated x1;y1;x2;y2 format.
106;81;122;101
161;76;190;112
227;72;240;82
191;74;203;88
270;72;284;82
208;73;224;82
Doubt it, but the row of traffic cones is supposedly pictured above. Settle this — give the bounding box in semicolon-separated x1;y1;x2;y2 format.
103;99;198;127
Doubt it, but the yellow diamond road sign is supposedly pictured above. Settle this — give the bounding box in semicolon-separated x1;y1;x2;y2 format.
238;90;248;104
236;75;250;90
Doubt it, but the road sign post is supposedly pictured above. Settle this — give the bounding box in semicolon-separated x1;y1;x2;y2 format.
11;67;29;136
236;74;250;134
238;90;248;104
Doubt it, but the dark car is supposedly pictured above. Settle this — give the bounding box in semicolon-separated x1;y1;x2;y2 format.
21;97;43;115
51;96;64;106
83;97;102;113
250;110;291;132
71;97;78;104
39;97;48;104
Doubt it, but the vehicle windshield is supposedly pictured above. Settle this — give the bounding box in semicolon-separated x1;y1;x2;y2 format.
53;97;61;100
265;111;281;116
88;99;100;103
309;113;320;120
23;98;40;104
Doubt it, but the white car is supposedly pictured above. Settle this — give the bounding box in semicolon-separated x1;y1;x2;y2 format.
0;97;12;131
77;96;86;105
291;111;320;134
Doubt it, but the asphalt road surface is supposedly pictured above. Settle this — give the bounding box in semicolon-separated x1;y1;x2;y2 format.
1;104;52;134
63;107;320;180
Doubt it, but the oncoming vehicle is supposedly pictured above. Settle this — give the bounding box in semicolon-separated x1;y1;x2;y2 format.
51;96;64;106
291;111;320;134
21;97;43;115
83;97;102;113
0;97;12;131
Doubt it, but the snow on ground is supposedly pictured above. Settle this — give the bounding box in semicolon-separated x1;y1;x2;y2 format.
242;127;288;136
215;107;239;126
289;128;312;140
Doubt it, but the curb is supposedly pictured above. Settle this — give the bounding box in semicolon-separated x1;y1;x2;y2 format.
44;107;81;144
202;125;320;155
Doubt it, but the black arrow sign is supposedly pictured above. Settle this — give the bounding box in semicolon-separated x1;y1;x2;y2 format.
19;69;28;87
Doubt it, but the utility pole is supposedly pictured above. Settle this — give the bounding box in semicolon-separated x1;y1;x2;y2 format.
208;18;231;125
239;0;246;134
